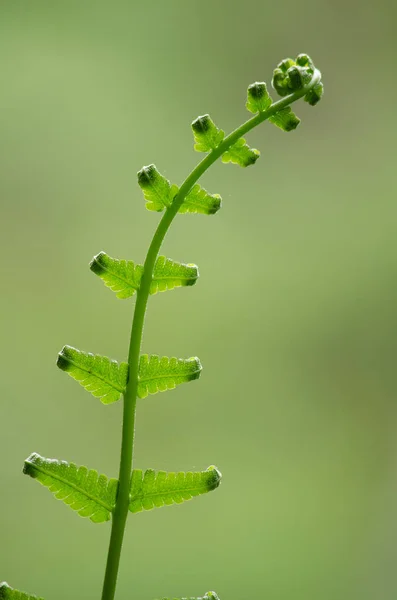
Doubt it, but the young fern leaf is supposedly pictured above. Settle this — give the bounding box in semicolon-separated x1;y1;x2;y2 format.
159;593;220;600
23;453;117;523
90;252;143;298
138;164;178;212
269;107;301;132
129;466;221;513
191;114;224;152
137;354;202;399
246;82;272;114
151;256;199;294
57;345;128;404
221;137;260;168
179;184;222;215
0;583;44;600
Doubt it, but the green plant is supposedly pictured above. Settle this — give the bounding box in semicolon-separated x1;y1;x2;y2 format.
1;53;323;600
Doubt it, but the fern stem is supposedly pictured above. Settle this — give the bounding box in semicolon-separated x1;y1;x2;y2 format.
100;68;321;600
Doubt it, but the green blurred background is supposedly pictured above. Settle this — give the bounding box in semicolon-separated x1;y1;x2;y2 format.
1;1;396;599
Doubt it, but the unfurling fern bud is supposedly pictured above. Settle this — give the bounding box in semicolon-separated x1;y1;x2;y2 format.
272;53;323;106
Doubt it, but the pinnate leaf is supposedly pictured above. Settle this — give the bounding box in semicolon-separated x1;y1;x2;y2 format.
57;345;128;404
90;252;143;299
191;114;224;152
221;137;260;168
129;465;221;513
179;184;222;215
0;583;44;600
269;107;300;132
138;354;202;399
138;164;178;212
151;256;199;294
23;453;118;523
246;82;272;114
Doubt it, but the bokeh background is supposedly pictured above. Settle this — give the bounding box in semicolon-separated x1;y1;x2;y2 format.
1;1;396;599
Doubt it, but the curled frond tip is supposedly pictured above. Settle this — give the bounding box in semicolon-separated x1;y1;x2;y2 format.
272;53;323;105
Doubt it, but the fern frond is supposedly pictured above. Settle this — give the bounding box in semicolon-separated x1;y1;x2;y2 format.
57;345;128;404
191;114;224;153
137;354;202;399
137;164;178;212
179;184;222;215
151;256;199;294
90;252;143;299
246;82;272;114
0;583;44;600
221;137;260;168
269;107;300;132
23;453;117;523
159;592;220;600
129;466;221;513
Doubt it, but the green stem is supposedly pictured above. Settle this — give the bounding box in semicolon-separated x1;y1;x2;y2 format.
100;68;321;600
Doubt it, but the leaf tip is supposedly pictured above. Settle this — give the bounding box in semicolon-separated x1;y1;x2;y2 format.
191;113;211;134
89;251;107;275
137;163;158;187
0;582;10;598
206;465;222;490
23;452;40;477
189;356;203;380
56;345;74;372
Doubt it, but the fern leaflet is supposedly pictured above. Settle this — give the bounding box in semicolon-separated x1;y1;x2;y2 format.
129;466;221;513
0;583;43;600
269;107;301;132
191;114;224;152
151;256;199;294
90;252;143;298
246;82;272;114
56;345;128;404
221;137;260;167
138;164;178;212
179;184;222;215
137;354;202;399
23;453;117;523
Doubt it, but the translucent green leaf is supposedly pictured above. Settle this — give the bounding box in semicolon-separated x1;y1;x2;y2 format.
221;137;260;168
90;254;197;299
151;256;199;294
137;164;178;212
0;583;44;600
23;453;118;523
129;465;221;513
246;82;272;114
137;354;202;399
57;345;128;404
191;114;224;153
159;593;220;600
269;107;301;132
90;252;143;299
179;184;222;215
